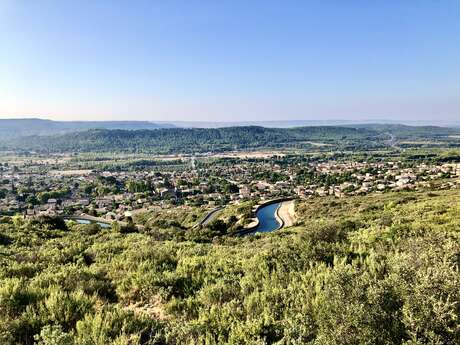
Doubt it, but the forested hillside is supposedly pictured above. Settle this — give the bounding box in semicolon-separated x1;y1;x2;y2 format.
1;126;383;154
0;119;174;139
3;124;460;154
1;189;458;344
350;123;460;137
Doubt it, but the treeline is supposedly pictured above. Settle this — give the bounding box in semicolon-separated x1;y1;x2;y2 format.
351;123;460;138
2;126;382;154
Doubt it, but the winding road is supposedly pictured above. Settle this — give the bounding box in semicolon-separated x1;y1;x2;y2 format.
193;207;224;228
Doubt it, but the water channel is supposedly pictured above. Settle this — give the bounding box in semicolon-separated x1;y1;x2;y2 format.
251;202;282;233
72;218;111;228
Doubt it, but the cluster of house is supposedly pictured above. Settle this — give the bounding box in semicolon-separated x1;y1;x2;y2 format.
0;159;459;219
295;161;460;198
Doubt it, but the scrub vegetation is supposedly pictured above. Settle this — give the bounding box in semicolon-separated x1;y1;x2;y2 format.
1;189;459;344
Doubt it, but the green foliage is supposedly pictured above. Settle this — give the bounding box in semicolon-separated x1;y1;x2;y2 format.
30;216;68;231
37;188;71;203
126;179;149;193
34;325;73;345
75;306;162;345
0;190;459;344
5;126;383;154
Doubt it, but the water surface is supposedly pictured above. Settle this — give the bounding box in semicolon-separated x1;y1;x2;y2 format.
252;202;282;233
73;218;111;228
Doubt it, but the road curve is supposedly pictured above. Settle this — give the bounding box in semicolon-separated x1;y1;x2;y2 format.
193;207;224;228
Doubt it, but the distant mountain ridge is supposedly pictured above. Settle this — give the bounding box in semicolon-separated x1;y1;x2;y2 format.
162;119;460;128
1;119;459;154
0;118;175;138
2;118;459;137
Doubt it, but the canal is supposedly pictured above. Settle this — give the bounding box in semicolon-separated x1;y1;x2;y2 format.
72;218;111;228
251;202;282;234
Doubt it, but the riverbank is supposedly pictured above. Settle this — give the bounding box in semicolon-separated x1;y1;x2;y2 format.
277;200;295;227
274;203;283;228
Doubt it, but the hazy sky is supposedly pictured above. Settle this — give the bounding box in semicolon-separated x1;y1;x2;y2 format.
1;1;459;122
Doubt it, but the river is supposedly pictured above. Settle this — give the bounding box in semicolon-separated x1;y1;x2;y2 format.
250;202;282;233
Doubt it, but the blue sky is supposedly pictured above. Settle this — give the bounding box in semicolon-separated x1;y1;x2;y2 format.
0;0;459;122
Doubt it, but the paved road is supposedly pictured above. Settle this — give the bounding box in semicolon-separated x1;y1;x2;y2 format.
386;132;401;150
194;207;224;228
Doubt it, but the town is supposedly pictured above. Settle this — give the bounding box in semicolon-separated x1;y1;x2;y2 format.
2;0;460;342
1;153;459;223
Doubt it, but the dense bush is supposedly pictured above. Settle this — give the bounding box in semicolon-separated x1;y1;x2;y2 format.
4;126;382;154
0;190;459;344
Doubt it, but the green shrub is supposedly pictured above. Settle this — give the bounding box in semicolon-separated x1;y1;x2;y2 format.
34;325;73;345
75;306;163;345
37;287;96;331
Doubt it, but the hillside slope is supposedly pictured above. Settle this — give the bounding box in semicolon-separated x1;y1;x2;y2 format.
1;189;459;343
1;126;383;153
